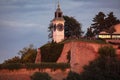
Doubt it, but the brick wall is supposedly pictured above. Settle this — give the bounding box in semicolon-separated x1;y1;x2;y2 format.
0;68;69;80
57;41;109;73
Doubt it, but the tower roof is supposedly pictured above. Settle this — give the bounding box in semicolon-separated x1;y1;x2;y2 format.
56;1;62;12
58;0;60;8
52;0;65;22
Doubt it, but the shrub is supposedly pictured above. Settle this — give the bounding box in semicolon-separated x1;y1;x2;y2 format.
79;46;120;80
31;72;51;80
98;46;116;58
65;71;80;80
1;63;22;70
0;63;70;71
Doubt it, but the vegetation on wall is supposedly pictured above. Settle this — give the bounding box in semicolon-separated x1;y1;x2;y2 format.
0;63;22;70
25;63;70;71
0;63;70;71
2;42;64;63
66;50;71;63
40;42;64;62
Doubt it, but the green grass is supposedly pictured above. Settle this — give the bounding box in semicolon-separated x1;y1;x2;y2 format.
61;38;107;44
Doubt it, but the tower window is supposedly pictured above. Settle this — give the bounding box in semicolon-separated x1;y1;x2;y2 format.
58;13;62;17
55;12;57;18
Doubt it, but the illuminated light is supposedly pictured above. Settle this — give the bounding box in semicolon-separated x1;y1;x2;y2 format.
112;35;120;39
98;34;111;39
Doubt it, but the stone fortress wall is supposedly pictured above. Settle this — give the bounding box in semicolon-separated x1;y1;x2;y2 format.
0;41;120;80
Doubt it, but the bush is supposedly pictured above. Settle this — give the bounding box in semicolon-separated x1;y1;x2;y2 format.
31;72;51;80
79;46;120;80
98;46;116;58
0;63;22;70
65;71;80;80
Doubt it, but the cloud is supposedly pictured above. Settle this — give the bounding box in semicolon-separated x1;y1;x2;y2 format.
0;20;39;28
69;0;120;10
0;0;53;15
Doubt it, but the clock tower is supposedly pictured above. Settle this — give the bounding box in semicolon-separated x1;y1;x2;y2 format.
51;2;65;43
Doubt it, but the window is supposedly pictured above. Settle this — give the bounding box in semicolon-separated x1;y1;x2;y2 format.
58;13;62;17
55;12;57;18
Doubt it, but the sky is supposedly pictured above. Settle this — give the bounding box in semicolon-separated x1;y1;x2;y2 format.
0;0;120;63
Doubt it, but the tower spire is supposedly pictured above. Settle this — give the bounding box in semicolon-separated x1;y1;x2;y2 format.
58;0;60;8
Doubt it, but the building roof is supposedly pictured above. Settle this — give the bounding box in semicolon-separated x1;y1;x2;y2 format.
114;24;120;34
99;31;109;34
99;23;120;34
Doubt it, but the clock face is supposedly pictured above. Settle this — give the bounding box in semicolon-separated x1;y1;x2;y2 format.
57;23;64;31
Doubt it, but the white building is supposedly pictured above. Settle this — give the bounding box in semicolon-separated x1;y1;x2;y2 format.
98;24;120;39
51;2;65;43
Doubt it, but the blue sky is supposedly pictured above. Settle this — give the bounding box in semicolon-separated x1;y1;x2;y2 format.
0;0;120;63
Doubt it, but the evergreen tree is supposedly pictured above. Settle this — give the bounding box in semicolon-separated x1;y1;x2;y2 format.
91;12;120;36
91;12;106;35
105;12;120;33
85;27;94;38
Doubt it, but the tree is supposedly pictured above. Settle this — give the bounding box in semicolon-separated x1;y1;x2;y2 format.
63;16;83;38
31;72;51;80
105;12;120;33
48;23;53;39
80;46;120;80
85;27;94;38
91;12;120;36
3;44;37;64
65;71;80;80
18;44;37;63
48;15;83;40
91;12;106;35
98;46;116;59
3;56;21;64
